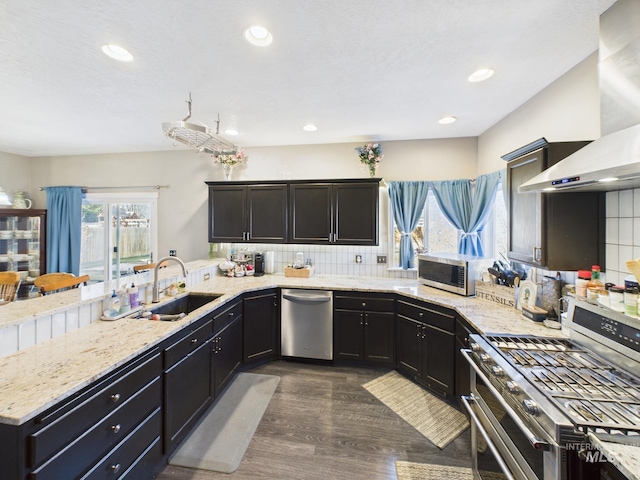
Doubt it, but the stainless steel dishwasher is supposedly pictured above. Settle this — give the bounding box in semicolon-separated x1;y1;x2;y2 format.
281;289;333;360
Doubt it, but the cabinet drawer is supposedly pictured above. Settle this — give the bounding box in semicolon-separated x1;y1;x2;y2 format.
28;378;161;479
28;351;161;468
164;319;213;369
213;300;242;333
79;407;161;480
397;300;455;332
334;294;395;312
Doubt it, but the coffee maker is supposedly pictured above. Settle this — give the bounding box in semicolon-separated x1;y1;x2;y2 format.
253;252;265;276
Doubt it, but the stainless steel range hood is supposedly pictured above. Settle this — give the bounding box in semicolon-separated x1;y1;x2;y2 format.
519;0;640;193
518;123;640;192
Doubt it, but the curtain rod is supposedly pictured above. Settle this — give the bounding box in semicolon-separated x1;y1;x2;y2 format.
39;185;169;191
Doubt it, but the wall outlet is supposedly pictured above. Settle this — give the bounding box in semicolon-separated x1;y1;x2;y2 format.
355;255;362;263
204;273;211;281
377;255;387;264
169;249;177;257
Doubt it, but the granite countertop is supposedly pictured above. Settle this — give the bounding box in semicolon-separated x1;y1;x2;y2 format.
587;433;640;480
0;271;561;426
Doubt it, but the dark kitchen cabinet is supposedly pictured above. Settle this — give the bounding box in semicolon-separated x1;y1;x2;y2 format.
243;288;279;366
163;319;213;452
333;291;395;364
206;182;288;243
211;299;243;397
289;180;379;245
396;298;455;397
12;349;162;480
504;139;605;271
455;316;478;398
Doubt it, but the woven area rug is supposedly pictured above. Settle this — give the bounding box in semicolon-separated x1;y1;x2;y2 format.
169;373;280;473
362;371;469;449
396;462;507;480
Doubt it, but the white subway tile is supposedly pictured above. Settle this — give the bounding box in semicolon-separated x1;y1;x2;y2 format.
619;190;634;217
606;218;619;244
19;320;36;350
0;326;19;357
606;191;619;217
618;245;633;272
36;316;52;344
52;313;66;338
619;218;633;245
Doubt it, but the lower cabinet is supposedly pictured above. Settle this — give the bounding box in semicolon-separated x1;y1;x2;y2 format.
243;289;279;366
333;291;395;364
396;299;456;396
212;299;243;398
455;316;477;398
21;349;163;480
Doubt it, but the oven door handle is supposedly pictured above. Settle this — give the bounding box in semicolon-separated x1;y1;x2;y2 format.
461;395;516;480
462;349;550;451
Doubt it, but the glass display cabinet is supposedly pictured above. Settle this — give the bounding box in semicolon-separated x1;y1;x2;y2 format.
0;209;47;294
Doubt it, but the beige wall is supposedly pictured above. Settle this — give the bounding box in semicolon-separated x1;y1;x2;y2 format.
0;151;33;204
477;52;601;175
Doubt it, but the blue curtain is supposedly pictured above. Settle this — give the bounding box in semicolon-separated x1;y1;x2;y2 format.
388;181;430;269
45;186;83;275
430;171;501;256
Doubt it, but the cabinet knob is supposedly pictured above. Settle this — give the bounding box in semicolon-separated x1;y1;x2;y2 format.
191;338;198;344
111;424;121;434
361;302;366;307
229;312;234;317
419;312;424;317
110;393;121;403
110;464;121;474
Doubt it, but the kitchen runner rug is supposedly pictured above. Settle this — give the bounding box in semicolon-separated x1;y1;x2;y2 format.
362;371;469;449
168;372;280;473
395;461;507;480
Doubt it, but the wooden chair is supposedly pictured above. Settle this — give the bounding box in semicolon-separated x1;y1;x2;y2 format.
133;261;168;273
34;273;76;296
0;272;21;304
36;274;90;296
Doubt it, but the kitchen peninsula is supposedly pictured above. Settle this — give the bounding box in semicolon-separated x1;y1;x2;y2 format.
0;259;635;480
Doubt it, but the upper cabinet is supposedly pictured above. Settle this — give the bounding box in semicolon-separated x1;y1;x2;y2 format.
289;180;379;245
207;183;288;243
504;140;605;271
207;179;379;246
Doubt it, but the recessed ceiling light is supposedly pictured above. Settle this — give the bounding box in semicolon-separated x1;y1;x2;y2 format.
243;25;273;47
302;124;318;132
438;116;457;124
468;68;494;82
224;129;239;136
101;44;133;62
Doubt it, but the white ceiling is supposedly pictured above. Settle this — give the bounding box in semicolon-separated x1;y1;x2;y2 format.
0;0;616;158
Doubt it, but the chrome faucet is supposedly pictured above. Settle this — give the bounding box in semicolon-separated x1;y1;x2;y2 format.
152;256;188;303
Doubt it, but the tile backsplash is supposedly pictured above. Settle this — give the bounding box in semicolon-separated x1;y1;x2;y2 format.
604;189;640;285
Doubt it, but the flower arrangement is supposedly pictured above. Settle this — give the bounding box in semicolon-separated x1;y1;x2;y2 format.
214;148;247;166
355;143;383;176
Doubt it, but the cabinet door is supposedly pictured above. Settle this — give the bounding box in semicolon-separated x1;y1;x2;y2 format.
333;182;379;245
243;290;279;365
396;314;422;377
364;311;394;364
507;151;543;266
334;310;364;360
247;184;288;243
424;326;455;396
212;315;243;397
208;185;246;242
164;340;212;451
289;183;332;243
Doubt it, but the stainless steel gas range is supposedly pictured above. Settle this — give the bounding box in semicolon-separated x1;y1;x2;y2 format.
462;298;640;480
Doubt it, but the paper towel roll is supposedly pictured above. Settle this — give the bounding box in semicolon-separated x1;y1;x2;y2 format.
265;251;275;274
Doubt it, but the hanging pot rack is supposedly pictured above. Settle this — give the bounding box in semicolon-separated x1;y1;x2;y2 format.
162;93;237;157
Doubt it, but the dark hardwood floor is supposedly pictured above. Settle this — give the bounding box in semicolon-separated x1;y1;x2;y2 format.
153;361;472;480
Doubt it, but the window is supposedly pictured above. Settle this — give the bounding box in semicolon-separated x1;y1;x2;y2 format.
80;192;158;286
389;182;507;267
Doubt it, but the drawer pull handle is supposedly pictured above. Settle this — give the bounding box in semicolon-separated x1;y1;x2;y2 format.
111;463;121;474
191;338;198;344
111;424;121;434
229;312;234;316
110;393;121;403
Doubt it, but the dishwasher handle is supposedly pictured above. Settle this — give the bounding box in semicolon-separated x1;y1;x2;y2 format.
282;292;332;303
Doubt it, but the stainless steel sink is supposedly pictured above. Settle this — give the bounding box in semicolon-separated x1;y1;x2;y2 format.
148;293;222;316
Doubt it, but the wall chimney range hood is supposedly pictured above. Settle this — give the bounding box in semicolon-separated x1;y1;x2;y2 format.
518;0;640;193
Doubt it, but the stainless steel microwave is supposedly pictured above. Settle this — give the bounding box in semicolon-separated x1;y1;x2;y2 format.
418;253;491;296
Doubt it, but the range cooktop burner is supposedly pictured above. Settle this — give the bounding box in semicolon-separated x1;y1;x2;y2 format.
485;334;640;434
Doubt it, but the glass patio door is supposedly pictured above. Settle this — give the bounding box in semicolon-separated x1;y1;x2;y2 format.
80;192;158;288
